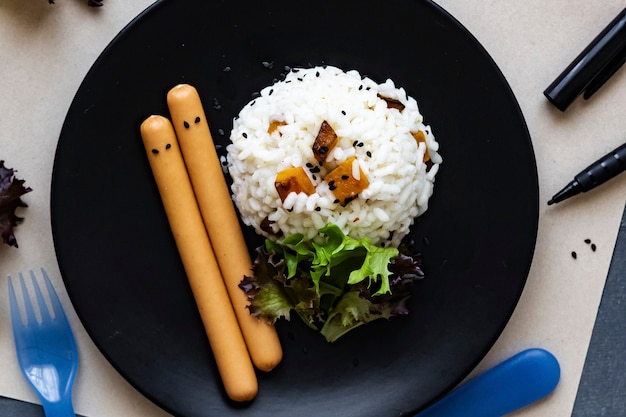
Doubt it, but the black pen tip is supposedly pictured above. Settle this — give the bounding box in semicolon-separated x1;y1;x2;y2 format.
548;180;581;206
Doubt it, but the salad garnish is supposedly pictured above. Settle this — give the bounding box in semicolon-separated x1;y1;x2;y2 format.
239;223;424;342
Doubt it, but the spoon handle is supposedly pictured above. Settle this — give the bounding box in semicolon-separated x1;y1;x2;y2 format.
415;348;560;417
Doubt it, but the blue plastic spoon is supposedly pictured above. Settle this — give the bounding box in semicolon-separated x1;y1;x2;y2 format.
414;348;560;417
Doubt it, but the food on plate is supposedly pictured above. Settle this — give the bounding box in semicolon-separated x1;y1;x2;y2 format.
0;160;32;248
312;120;339;162
140;115;258;402
227;65;441;341
274;166;316;202
239;224;424;342
227;65;441;247
167;84;283;372
324;156;369;207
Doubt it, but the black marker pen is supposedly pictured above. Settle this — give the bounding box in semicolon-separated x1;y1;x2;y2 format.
548;142;626;205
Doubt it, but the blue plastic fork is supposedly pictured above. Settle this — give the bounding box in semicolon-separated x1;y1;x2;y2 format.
8;268;79;417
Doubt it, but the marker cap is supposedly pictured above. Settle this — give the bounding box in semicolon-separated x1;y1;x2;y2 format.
544;8;626;112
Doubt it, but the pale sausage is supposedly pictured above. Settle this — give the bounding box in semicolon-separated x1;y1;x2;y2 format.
167;84;283;372
140;115;258;401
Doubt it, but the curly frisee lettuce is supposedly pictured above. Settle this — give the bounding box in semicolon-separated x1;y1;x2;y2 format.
239;223;424;342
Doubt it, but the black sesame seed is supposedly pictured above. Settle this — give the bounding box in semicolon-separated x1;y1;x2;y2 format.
269;88;274;95
223;66;231;72
584;239;591;244
316;71;320;77
357;142;364;147
151;148;159;154
319;146;329;154
306;162;314;168
358;85;363;90
194;116;201;123
315;207;321;211
571;251;577;259
297;77;303;82
591;243;597;251
218;128;225;136
312;175;317;181
183;121;190;129
165;143;172;150
353;140;359;146
333;199;340;204
366;151;372;157
341;175;349;180
262;61;274;69
341;110;346;115
242;132;248;138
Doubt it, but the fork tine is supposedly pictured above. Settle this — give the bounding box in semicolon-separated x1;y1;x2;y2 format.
8;277;22;327
18;272;38;326
40;267;68;322
30;270;53;322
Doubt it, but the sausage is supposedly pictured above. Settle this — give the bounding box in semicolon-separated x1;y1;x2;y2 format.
140;115;258;402
166;84;283;372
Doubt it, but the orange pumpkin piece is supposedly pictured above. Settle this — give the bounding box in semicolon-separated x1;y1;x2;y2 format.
275;166;316;202
325;157;369;206
268;120;286;135
411;130;430;162
312;121;339;163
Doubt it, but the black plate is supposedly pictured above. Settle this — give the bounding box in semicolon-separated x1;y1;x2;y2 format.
51;1;539;416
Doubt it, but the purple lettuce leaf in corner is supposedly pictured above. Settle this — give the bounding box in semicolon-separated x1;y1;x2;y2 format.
0;161;32;248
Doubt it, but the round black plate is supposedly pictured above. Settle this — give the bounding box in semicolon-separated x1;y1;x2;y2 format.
51;1;539;416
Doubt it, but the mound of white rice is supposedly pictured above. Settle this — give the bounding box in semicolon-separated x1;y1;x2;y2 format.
227;65;442;247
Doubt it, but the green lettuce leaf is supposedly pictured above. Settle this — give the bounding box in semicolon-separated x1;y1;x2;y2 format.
239;223;425;342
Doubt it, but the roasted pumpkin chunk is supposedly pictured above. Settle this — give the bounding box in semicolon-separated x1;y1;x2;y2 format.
275;166;316;202
268;120;286;135
377;94;405;111
411;130;430;162
325;157;369;206
312;120;338;162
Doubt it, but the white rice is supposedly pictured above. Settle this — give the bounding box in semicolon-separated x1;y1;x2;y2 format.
227;65;442;247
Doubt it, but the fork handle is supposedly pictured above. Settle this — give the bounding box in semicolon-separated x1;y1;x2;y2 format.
41;397;75;417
